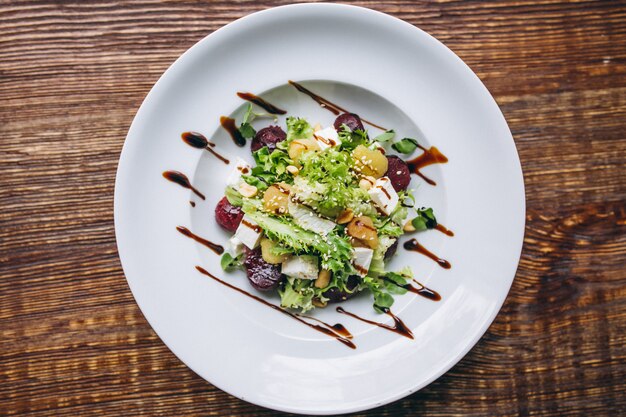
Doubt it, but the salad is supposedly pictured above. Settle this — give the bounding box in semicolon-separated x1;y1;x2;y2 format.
215;109;438;313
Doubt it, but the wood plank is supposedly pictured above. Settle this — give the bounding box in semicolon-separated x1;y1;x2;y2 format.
1;1;625;416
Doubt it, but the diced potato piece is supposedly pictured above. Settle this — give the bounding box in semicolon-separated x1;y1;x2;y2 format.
315;269;331;288
346;216;379;249
288;138;320;163
336;208;354;224
260;237;287;264
312;298;327;308
352;145;388;178
263;183;291;215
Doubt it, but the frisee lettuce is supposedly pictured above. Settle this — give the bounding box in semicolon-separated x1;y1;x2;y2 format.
337;124;369;150
297;148;357;217
279;277;317;312
285;117;313;143
241;201;354;274
242;147;294;191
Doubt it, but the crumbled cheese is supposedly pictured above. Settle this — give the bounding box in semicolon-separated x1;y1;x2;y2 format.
368;176;399;216
234;214;262;249
352;247;374;276
228;236;244;256
288;201;336;235
312;126;341;151
282;255;319;280
226;157;252;188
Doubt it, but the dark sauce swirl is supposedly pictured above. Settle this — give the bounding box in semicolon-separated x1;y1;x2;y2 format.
220;117;246;147
406;145;448;186
176;226;224;255
403;239;451;269
336;306;414;339
162;171;205;200
195;266;356;349
237;92;287;114
288;80;386;130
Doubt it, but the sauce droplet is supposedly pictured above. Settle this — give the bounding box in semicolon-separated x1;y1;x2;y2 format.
162;171;205;200
296;314;354;339
407;279;442;301
195;266;356;349
403;239;451;269
220;116;246;147
176;226;224;255
189;201;196;207
435;223;454;237
181;131;230;164
383;277;442;301
336;306;414;339
288;80;387;130
406;145;448;186
237;92;287;114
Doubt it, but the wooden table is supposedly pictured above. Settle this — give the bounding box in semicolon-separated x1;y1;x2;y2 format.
2;1;624;415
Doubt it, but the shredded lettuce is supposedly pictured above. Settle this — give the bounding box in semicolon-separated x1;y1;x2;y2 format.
297;148;357;217
224;186;243;207
279;117;313;147
241;202;354;274
337;124;369;150
279;277;316;312
242;148;294;191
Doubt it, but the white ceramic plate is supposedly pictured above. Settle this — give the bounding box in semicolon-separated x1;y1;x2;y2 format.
115;4;524;415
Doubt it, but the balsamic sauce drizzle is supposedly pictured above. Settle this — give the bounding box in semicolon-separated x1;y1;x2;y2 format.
435;223;454;236
406;145;449;186
336;306;414;339
382;276;441;302
237;92;287;115
195;266;356;349
176;226;224;255
162;171;205;200
403;239;452;269
288;80;387;130
296;314;354;339
406;279;441;301
181;131;230;164
220;116;246;147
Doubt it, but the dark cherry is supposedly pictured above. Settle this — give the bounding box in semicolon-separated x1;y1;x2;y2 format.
333;113;365;132
384;239;399;261
323;275;361;303
385;155;411;191
251;126;287;153
214;196;244;232
243;247;283;291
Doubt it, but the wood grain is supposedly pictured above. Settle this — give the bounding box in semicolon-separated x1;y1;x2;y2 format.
1;0;625;415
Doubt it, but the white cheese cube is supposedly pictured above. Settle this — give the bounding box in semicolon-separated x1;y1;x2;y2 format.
288;201;336;235
281;255;319;280
234;214;262;249
226;157;252;188
368;177;399;216
352;247;374;276
312;126;340;151
228;236;244;256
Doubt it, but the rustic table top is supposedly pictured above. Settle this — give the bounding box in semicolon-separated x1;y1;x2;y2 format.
1;1;625;416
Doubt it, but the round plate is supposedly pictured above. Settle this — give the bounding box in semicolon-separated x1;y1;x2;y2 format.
115;4;524;415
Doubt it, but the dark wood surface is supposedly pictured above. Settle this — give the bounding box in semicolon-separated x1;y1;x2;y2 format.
1;1;625;415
